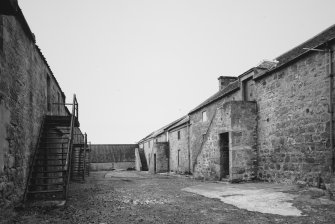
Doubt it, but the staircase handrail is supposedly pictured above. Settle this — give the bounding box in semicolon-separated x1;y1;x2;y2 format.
22;115;45;202
64;94;78;200
192;108;218;172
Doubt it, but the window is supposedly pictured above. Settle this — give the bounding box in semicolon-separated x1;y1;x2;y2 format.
178;150;180;166
148;141;150;147
202;111;207;122
177;131;181;140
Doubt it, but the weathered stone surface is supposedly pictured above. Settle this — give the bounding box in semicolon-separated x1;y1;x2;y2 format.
148;142;169;174
0;10;68;208
169;125;189;174
255;48;334;186
193;101;257;181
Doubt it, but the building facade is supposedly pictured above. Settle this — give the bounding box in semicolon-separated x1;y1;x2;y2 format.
90;144;137;171
138;24;335;187
0;0;85;208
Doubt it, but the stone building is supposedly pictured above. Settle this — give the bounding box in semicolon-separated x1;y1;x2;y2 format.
139;24;335;187
137;117;185;173
90;144;137;171
167;116;190;174
0;0;87;208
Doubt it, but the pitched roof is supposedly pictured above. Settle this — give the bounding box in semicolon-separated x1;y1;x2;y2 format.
254;24;335;80
151;116;186;137
188;80;240;114
90;144;137;163
168;116;189;132
275;24;335;67
137;132;154;144
189;24;335;113
138;116;186;143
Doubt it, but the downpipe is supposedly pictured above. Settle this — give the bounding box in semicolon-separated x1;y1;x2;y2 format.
329;46;334;174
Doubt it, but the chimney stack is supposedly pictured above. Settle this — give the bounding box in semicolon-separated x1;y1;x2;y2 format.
218;76;238;91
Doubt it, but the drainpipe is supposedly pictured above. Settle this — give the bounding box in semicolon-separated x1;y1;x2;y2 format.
187;122;191;174
305;45;334;173
329;46;334;174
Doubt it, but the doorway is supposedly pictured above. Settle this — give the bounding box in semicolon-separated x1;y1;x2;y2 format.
219;132;229;179
154;154;156;174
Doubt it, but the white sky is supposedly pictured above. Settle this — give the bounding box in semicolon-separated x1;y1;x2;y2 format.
19;0;335;144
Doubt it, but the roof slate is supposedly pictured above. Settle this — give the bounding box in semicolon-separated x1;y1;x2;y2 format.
168;116;189;131
275;24;335;67
90;144;137;163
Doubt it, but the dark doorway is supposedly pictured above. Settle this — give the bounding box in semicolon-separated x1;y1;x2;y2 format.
154;154;156;174
219;132;229;179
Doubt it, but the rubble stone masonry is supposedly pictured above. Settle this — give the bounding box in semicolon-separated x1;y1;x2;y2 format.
169;126;189;173
194;101;257;181
0;14;67;208
255;48;335;185
189;91;241;173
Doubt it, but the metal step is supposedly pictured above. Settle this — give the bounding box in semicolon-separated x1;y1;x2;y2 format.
27;189;63;194
34;164;65;167
33;170;66;174
32;182;65;187
31;176;65;180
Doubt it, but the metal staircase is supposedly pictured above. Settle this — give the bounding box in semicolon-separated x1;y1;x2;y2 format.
23;95;80;204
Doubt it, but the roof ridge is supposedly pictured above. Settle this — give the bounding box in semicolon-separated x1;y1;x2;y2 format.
275;24;335;61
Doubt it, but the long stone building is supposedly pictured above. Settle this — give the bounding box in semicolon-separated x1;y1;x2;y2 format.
0;0;88;208
138;24;335;187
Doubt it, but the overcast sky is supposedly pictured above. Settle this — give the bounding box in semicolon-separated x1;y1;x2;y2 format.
19;0;335;144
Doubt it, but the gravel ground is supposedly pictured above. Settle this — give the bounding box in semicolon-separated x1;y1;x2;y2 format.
3;171;335;224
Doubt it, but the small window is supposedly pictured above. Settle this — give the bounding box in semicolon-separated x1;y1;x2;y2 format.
178;131;180;140
178;150;180;166
148;141;150;147
202;111;207;122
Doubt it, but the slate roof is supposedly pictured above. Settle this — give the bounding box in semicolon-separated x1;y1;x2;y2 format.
138;116;186;143
275;24;335;68
188;80;240;114
90;144;137;163
151;116;186;138
189;24;335;114
167;116;189;132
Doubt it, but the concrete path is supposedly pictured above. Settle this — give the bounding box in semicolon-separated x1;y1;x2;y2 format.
183;182;303;216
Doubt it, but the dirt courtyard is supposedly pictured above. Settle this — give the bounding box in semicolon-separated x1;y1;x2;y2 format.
4;171;335;224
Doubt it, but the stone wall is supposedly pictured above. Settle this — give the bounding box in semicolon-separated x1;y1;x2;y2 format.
189;91;241;173
90;162;135;171
135;148;142;171
255;47;335;185
142;139;154;168
169;126;189;173
90;144;136;163
148;142;169;173
0;13;67;208
194;101;257;181
156;133;167;142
